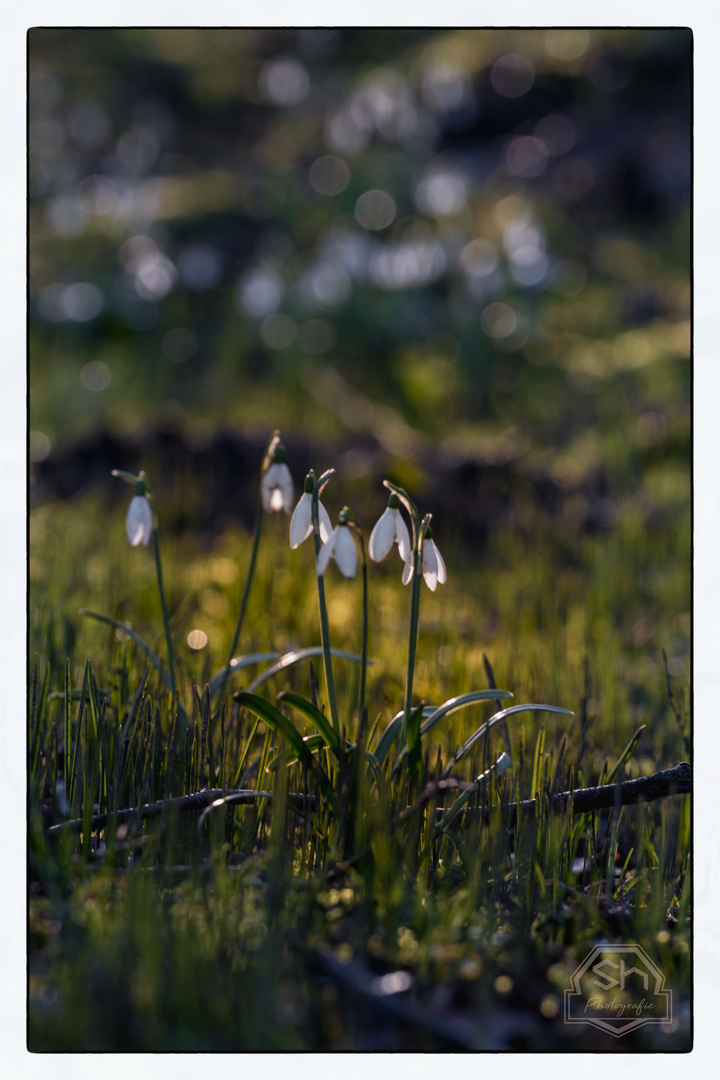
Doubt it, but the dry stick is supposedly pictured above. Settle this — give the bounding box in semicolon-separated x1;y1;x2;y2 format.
47;762;691;838
46;788;309;836
325;762;691;880
433;761;692;825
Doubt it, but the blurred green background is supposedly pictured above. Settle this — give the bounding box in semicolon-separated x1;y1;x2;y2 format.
29;27;690;546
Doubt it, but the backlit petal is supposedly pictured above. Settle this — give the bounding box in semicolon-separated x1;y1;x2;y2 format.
422;540;439;591
318;500;332;544
394;511;411;563
289;493;313;548
126;495;153;546
316;528;337;576
402;558;413;586
262;462;293;513
333;525;357;578
368;508;395;562
434;542;447;585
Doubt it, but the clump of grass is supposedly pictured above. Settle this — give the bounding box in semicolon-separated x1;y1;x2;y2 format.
28;432;691;1052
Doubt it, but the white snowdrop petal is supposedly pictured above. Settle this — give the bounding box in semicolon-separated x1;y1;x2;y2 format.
318;500;333;544
434;542;447;585
394;512;411;563
279;466;294;511
262;462;294;513
316;529;336;576
126;495;153;546
402;558;413;586
334;525;357;578
368;508;395;562
422;540;439;590
289;493;313;548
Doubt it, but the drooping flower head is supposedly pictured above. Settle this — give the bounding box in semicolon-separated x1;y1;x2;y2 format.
368;492;411;564
261;440;293;513
290;472;332;549
402;524;446;591
316;507;358;579
112;469;153;546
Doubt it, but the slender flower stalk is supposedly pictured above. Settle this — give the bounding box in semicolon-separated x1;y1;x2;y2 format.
310;470;340;736
356;526;369;724
151;522;177;700
381;482;439;751
324;507;368;723
216;431;286;704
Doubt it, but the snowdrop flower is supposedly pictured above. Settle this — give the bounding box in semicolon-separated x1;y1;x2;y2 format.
261;443;293;513
402;527;447;591
126;492;153;546
316;512;358;579
368;493;411;564
290;474;332;548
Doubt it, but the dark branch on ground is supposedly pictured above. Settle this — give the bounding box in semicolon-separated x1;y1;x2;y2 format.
46;762;690;837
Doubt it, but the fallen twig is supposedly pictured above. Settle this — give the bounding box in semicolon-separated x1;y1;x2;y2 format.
45;788;312;835
46;763;690;838
434;761;691;825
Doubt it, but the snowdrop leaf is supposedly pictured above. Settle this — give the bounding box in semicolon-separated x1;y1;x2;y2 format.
246;646;371;693
276;691;342;757
441;702;574;778
208;652;280;698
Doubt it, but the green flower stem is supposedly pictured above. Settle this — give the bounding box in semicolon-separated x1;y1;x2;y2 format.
151;527;176;700
216;495;264;704
402;541;423;749
358;531;368;724
401;512;430;750
312;472;340;736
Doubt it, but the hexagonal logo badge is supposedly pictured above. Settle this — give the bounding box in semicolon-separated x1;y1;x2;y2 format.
564;943;672;1036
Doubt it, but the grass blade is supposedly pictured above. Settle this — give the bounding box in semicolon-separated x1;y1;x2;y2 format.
441;703;573;779
80;610;172;691
276;691;342;757
606;724;646;785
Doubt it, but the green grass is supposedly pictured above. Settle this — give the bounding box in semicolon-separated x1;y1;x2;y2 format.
28;482;690;1052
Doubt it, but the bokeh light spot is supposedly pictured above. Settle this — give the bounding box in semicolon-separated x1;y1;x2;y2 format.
309;155;350;196
481;302;517;339
540;995;559;1018
187;629;208;651
238;267;284;317
29;431;52;463
259;57;310;106
490;54;535;98
80;361;112;392
506;135;549;178
415;166;469;217
297;319;337;354
545;29;591;61
260;313;298;349
354;189;396;231
534;114;576;156
163;327;198;363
